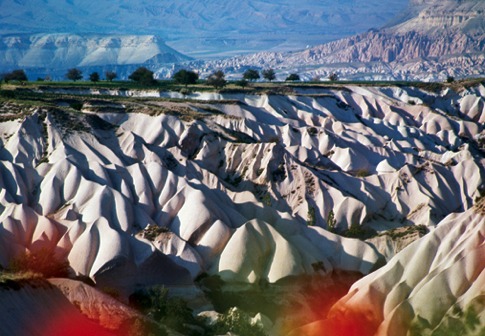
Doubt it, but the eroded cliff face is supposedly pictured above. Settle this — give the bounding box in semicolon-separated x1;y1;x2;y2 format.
0;83;484;334
304;30;485;64
321;0;485;64
190;0;485;81
390;0;485;33
0;33;191;77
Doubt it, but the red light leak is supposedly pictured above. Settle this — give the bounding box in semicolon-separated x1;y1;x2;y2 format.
38;307;115;336
280;272;378;336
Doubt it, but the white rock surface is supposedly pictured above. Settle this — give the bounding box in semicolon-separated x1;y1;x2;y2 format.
0;84;484;295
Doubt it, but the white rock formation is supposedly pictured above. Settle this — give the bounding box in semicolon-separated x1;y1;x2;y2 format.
291;200;485;335
0;84;484;298
0;33;191;79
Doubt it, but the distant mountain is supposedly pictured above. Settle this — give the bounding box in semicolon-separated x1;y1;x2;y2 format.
186;0;485;81
0;34;191;80
0;0;406;58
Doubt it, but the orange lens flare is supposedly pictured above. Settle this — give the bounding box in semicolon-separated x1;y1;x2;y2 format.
279;272;377;336
38;307;115;336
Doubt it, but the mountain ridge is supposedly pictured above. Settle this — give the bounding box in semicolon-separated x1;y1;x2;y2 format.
0;0;407;58
0;33;191;78
182;0;485;81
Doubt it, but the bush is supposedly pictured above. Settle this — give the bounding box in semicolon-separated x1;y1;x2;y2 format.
105;71;117;82
410;302;485;336
286;73;300;81
211;308;267;336
129;67;157;86
0;90;16;99
262;68;276;82
307;127;318;136
66;68;83;81
307;206;316;226
355;169;370;177
206;70;227;89
173;69;199;87
9;248;70;278
235;79;249;88
123;317;162;336
3;69;28;83
243;69;260;81
141;224;170;241
342;223;376;240
69;101;83;111
328;73;339;81
129;287;198;335
327;209;337;232
89;72;100;82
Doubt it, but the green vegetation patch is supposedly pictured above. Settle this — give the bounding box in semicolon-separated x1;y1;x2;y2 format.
141;224;171;241
378;225;429;240
342;223;377;240
130;285;267;336
410;299;485;336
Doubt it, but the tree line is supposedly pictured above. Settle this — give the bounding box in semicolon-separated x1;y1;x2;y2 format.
1;66;342;89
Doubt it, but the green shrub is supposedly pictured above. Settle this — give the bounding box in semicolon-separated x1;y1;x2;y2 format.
342;223;377;240
211;308;267;336
410;302;484;336
69;101;83;111
327;209;337;232
129;287;200;335
307;206;316;226
307;127;318;136
355;169;370;177
272;163;286;182
0;90;16;99
9;248;70;278
262;193;272;207
141;224;170;241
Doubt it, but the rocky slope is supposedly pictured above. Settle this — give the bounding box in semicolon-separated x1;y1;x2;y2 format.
291;199;485;336
0;82;484;333
187;0;485;81
0;34;191;80
0;279;119;336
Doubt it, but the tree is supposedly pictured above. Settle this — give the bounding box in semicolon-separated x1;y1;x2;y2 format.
129;67;156;86
206;70;227;89
66;68;83;81
262;68;276;82
235;79;249;88
89;72;100;82
447;76;455;83
286;73;300;81
328;72;339;81
4;69;28;83
105;71;117;82
243;69;260;81
172;69;199;87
